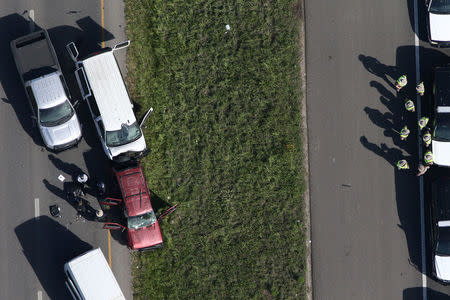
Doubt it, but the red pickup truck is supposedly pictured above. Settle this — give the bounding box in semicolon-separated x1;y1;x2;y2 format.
102;163;163;250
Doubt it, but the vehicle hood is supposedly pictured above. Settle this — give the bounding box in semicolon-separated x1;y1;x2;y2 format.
429;13;450;42
435;255;450;281
108;135;146;159
432;140;450;166
40;114;81;148
127;222;163;250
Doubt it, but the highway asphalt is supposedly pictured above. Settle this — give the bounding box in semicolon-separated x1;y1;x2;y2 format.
0;1;132;299
306;0;450;299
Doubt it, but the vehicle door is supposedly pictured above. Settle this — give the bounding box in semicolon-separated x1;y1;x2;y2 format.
25;86;38;123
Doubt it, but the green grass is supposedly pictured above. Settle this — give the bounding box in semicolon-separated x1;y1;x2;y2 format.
125;0;306;298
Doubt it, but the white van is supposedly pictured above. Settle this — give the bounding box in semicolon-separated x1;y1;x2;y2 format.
66;41;151;162
64;248;125;300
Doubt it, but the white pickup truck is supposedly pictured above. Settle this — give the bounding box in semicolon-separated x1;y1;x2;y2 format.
11;30;81;150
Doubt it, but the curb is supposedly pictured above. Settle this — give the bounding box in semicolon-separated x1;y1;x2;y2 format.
297;0;313;299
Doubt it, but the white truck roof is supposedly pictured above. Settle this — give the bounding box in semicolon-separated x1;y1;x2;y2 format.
82;51;136;131
65;248;125;300
30;72;66;109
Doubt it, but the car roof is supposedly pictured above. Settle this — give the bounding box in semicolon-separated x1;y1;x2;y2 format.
29;72;67;109
81;51;137;131
433;177;450;222
65;248;125;300
114;164;152;217
435;67;450;107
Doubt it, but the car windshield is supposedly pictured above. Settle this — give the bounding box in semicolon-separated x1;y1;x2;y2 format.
39;100;74;127
435;116;450;141
127;210;156;230
437;227;450;256
430;0;450;14
106;122;142;147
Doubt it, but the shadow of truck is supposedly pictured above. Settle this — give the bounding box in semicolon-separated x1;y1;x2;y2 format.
15;216;93;299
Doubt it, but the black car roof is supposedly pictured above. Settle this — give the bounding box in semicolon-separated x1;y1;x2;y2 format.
435;67;450;107
433;177;450;222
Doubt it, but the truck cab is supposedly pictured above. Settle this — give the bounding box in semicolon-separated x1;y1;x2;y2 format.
11;30;81;150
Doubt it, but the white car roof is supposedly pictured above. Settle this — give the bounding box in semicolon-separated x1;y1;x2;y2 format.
65;248;125;300
432;140;450;167
30;72;67;109
82;51;136;131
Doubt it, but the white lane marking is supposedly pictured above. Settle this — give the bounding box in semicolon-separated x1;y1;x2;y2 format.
28;9;35;32
413;0;427;298
34;198;39;219
37;290;42;300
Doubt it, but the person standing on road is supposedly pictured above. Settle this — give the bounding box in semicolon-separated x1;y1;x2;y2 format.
416;82;425;96
397;159;410;170
405;98;415;112
400;125;410;140
424;150;434;165
396;75;407;91
418;116;429;130
416;163;430;176
77;173;89;193
423;131;432;147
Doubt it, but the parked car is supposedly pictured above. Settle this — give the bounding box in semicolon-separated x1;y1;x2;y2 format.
429;176;450;283
426;0;450;46
66;41;151;162
11;30;82;150
102;162;163;251
64;248;125;300
432;67;450;166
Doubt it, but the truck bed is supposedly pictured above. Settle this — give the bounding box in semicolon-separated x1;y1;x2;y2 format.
11;30;59;82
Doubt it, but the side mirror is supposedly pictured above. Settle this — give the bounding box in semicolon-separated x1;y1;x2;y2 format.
139;107;154;129
31;115;37;120
103;222;126;231
66;42;79;62
113;40;130;51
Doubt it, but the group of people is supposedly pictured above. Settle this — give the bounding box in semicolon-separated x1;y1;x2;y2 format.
51;172;107;221
393;75;433;176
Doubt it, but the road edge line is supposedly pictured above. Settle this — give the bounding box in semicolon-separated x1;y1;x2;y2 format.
413;0;427;298
297;0;312;299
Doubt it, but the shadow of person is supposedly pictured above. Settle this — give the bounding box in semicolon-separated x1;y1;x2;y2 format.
15;216;93;300
48;154;85;181
363;107;395;130
360;136;410;167
369;80;398;104
359;54;398;88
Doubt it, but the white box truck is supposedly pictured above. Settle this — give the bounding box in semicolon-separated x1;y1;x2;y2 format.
64;248;125;300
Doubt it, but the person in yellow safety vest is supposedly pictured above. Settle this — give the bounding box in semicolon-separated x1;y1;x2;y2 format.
423;131;431;147
416;82;425;96
405;99;415;112
418;116;429;130
424;150;433;165
397;159;410;170
396;75;407;91
400;125;410;140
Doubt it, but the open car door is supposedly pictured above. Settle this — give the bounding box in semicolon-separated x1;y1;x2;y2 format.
103;222;126;231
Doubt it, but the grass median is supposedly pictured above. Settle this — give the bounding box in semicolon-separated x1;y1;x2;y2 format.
125;0;306;298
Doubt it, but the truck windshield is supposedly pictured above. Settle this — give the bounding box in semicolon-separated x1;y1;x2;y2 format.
430;0;450;14
127;211;156;230
435;117;450;141
437;227;450;256
39;100;74;127
106;122;142;147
